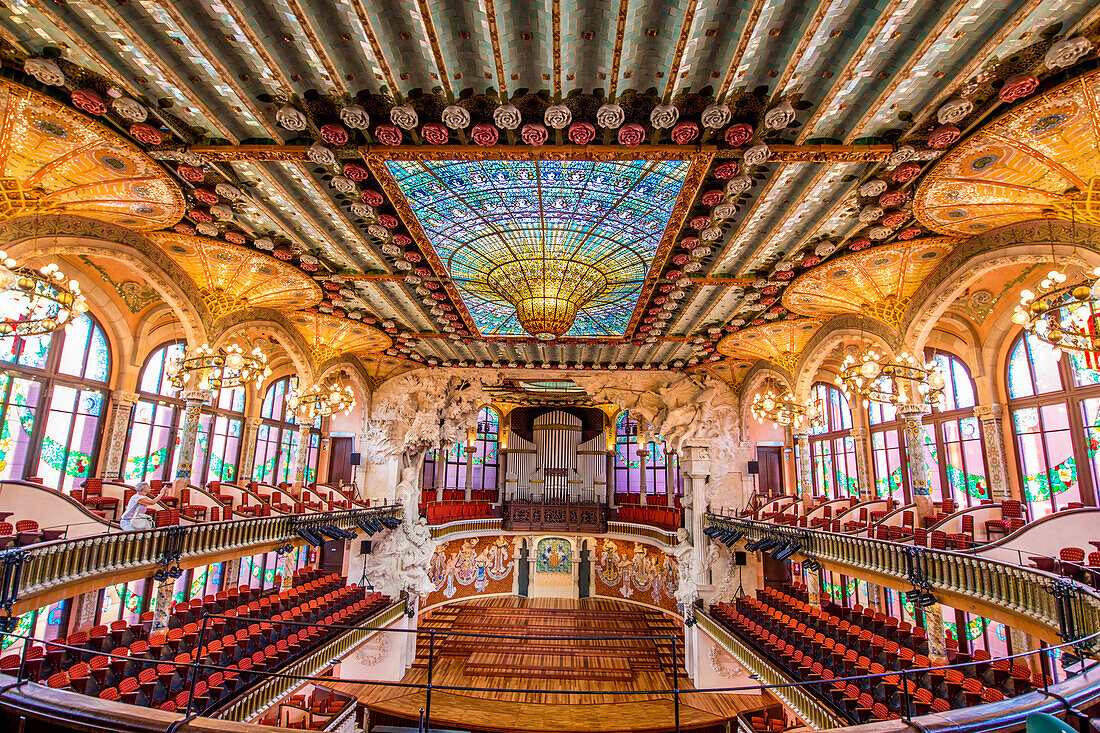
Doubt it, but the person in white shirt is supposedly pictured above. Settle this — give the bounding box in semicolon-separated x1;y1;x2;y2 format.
118;481;171;530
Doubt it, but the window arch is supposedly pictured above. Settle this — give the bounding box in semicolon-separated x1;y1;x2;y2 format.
470;407;499;491
124;341;185;483
614;410;642;495
252;376;319;486
808;383;859;498
0;314;111;491
923;350;988;507
868;385;907;502
613;410;682;502
1005;331;1098;516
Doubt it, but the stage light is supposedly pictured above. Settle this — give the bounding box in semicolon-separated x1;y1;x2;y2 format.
355;518;376;535
723;530;744;546
379;515;401;530
295;527;323;547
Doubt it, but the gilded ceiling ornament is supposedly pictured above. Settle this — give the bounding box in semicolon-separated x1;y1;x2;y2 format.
543;104;572;129
24;57;64;86
859;204;884;222
885;145;915;169
441;105;470;129
276;105;308;131
936;98;973;125
1045;37;1093;70
859;178;888;197
650;104;679;129
389;104;418;130
493;104;522;130
742;143;770;167
210;204;234;220
308;143;336;166
764;100;795;130
596;103;624;129
701;103;731;129
330;175;356;194
725;175;753;197
339;104;370;129
215;183;242;200
112;97;147;122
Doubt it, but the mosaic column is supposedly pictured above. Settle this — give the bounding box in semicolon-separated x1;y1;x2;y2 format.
238;416;263;484
280;550;296;592
806;568;821;608
794;431;812;503
974;404;1011;501
290;423;311;493
899;405;934;521
173;390;212;492
849;427;873;500
72;591;100;632
681;445;711;586
102;391;139;481
923;602;947;664
223;556;241;589
464;444;475;501
864;581;881;612
151;576;176;632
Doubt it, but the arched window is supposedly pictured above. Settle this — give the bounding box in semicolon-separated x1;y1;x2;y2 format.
923;351;988;507
0;314;111;491
252;376;319;486
809;383;858;498
613;410;681;502
614;411;642;495
868;390;907;501
1005;331;1099;516
470;407;499;491
125;341;184;483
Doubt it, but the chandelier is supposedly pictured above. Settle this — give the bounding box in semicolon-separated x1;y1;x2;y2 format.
837;346;945;408
750;382;821;430
165;343;270;392
487;259;608;340
1011;267;1100;362
287;381;356;420
0;253;87;338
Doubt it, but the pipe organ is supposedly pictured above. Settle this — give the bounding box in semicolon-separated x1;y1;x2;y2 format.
505;410;606;503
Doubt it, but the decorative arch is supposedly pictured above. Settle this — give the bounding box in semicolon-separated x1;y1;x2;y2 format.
211;310;317;386
316;358;373;412
901;220;1100;351
738;364;795;432
793;315;900;401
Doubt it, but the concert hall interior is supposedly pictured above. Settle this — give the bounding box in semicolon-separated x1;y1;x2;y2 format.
2;2;1100;733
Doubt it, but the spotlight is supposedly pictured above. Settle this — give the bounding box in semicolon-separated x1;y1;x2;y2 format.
744;538;764;552
723;530;744;546
803;559;820;571
768;540;791;558
379;515;401;530
295;527;323;547
773;542;802;562
355;518;376;535
916;591;937;608
703;525;721;538
756;537;779;552
904;589;922;603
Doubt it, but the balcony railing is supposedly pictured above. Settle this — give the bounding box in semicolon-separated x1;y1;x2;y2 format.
0;506;400;616
704;514;1100;650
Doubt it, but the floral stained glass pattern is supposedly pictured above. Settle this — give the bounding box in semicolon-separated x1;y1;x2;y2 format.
386;158;691;337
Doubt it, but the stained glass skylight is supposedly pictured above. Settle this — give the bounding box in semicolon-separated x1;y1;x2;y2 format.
385;158;691;338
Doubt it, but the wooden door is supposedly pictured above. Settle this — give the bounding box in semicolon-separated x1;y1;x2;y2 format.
320;539;345;574
757;446;783;498
328;437;353;486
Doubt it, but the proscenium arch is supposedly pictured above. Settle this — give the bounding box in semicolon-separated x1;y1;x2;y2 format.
902;220;1100;352
0;219;210;347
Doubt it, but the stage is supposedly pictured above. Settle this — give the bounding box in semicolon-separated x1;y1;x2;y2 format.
330;597;775;733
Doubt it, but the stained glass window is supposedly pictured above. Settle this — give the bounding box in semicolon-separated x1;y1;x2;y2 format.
1006;332;1099;516
0;314;110;490
809;384;859;498
923;352;988;507
615;410;642;495
470;407;499;491
386;158;691;337
126;342;185;483
253;376;318;486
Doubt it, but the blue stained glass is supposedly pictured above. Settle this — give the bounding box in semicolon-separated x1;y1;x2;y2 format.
386;158;691;337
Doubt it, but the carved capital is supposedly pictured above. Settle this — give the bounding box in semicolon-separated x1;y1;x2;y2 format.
246;416;264;428
972;403;1003;421
848;427;866;439
181;389;214;404
112;391;141;407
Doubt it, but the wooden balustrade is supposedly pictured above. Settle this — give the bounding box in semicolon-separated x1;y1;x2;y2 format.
704;514;1100;649
0;506;400;615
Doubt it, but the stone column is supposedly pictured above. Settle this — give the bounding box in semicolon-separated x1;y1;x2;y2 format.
223;556;241;589
71;591;99;632
173;390;212;491
238;416;263;483
850;427;873;500
290;423;311;493
900;405;934;521
974;404;1011;501
923;602;947;664
667;452;676;508
637;448;649;506
793;431;813;511
680;445;711;587
864;581;881;612
102;391;140;481
464;443;475;501
151;575;177;632
435;448;446;501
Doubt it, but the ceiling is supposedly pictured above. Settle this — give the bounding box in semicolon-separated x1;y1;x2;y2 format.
0;0;1097;379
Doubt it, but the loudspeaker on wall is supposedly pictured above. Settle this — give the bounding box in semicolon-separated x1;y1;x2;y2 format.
747;460;759;475
359;540;372;555
350;452;361;466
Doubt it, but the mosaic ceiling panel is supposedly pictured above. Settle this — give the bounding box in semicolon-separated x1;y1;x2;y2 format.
149;232;322;320
717;319;825;374
0;78;182;229
384;157;691;338
288;311;393;365
915;68;1100;236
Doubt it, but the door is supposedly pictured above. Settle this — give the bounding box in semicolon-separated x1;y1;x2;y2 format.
517;540;529;597
329;437;353;486
757;446;784;498
578;540;591;598
320;539;345;574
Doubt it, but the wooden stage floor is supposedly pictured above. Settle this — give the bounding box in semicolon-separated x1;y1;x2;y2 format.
330;597;774;733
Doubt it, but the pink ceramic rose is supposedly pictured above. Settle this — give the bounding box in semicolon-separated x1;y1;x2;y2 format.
1000;74;1039;104
377;214;399;229
724;123;753;147
361;190;384;206
224;231;246;245
878;190;906;208
927;124;960;148
618;123;645;146
177;164;205;182
420;122;449;145
521;122;548;146
881;211;908;227
892;162;921;182
701;190;724;206
319;123;349;146
713;162;739;179
129;122;162;145
670;121;699;144
897;226;922;240
71;89;107;116
343;162;368;181
373;124;403;146
567;122;596;145
193;188;219;206
471;122;499;146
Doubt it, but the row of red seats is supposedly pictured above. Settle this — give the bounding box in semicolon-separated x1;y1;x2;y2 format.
0;519;63;549
616;505;681;530
257;688;353;729
430;489;499;502
421;501;493;524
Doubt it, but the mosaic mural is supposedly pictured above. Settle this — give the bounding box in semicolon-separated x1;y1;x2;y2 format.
594;538;679;614
425;536;515;608
535;538;572;574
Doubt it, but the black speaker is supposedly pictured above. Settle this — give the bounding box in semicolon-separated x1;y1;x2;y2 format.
350;453;361;466
359;540;372;555
747;460;759;475
735;551;747;566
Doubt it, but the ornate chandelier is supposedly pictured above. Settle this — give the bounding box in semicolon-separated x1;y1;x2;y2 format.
837;346;945;408
287;381;356;420
487;259;607;340
0;252;87;338
750;382;821;430
1011;266;1100;362
165;343;270;392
